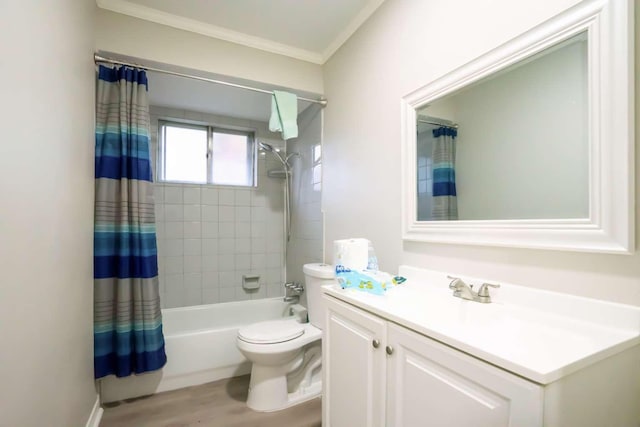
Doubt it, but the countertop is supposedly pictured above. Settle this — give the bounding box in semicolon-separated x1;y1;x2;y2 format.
322;265;640;384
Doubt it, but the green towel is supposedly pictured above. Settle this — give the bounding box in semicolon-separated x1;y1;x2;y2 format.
269;90;298;140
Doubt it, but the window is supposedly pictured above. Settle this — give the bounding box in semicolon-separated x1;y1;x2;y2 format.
417;156;433;195
159;121;255;186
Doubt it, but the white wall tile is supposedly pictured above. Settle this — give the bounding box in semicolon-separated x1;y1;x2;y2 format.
235;238;251;254
266;267;282;284
234;287;251;301
201;205;219;222
184;239;201;256
219;222;235;238
183;204;201;221
201;188;219;205
185;288;202;307
250;286;267;300
219;189;235;205
219;206;235;222
251;238;266;254
155;203;165;222
165;239;183;256
218;254;236;272
235;189;251;206
267;238;284;253
165;256;183;274
251;191;266;206
218;238;235;254
235;222;251;238
202;271;219;288
202;239;218;256
165;204;184;221
165;273;184;290
155;222;165;240
183;187;201;204
164;186;183;204
202;222;219;238
251;254;266;270
184;273;202;290
267;284;284;298
203;289;219;304
165;222;184;239
154;186;164;204
236;206;251;222
267;252;283;268
251;206;266;222
219;287;235;303
219;271;237;286
202;255;219;272
184;255;202;273
183;221;201;239
235;254;251;270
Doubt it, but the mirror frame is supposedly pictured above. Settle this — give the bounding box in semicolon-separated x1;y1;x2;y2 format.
401;0;634;254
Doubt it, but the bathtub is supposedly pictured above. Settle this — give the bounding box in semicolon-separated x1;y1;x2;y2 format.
100;298;293;403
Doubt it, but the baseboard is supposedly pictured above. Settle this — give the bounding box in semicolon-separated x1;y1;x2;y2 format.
85;395;104;427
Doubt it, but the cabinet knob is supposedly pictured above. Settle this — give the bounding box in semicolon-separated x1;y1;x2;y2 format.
372;339;380;348
386;345;394;355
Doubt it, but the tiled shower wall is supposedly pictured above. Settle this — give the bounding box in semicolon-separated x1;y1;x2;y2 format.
286;105;324;286
150;106;286;308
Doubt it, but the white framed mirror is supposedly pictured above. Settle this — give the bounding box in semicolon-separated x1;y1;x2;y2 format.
401;0;634;253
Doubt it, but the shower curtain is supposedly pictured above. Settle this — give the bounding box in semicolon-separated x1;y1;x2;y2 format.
431;126;458;220
94;65;166;378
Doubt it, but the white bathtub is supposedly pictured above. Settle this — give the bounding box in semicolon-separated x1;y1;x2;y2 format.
100;298;293;403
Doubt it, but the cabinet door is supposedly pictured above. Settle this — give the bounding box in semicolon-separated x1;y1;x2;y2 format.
323;296;387;427
386;323;543;427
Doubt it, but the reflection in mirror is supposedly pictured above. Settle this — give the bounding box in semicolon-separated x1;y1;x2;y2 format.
417;32;588;221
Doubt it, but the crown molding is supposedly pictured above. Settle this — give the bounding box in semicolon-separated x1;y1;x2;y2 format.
96;0;324;64
321;0;386;62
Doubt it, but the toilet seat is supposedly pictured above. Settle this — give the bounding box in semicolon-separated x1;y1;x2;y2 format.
238;319;305;344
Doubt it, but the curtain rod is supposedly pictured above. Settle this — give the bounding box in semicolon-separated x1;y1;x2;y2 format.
418;119;458;129
94;54;328;107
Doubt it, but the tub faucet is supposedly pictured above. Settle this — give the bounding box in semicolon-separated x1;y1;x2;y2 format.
284;282;304;302
448;275;500;304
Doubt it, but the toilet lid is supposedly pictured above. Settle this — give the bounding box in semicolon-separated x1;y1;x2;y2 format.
238;319;305;344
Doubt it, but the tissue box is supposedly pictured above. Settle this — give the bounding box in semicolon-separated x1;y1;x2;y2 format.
335;266;400;295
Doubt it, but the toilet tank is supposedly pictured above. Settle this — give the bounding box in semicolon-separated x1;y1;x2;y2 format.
303;263;336;329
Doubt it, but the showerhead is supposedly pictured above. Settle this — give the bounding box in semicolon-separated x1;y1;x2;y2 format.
258;142;275;152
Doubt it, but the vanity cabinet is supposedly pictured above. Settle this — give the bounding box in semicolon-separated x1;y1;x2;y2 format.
323;296;543;427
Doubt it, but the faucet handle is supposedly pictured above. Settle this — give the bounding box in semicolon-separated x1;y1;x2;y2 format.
477;283;500;297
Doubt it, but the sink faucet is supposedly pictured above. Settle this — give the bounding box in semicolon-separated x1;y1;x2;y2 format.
448;276;500;304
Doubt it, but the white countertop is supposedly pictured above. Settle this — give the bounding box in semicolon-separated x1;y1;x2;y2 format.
322;265;640;384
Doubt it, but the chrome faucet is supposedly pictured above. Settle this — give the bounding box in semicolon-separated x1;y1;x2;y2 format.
284;282;304;303
448;276;500;304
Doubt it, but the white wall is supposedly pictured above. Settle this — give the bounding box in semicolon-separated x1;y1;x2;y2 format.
287;105;324;286
95;9;324;95
322;0;640;306
150;106;286;307
0;0;97;426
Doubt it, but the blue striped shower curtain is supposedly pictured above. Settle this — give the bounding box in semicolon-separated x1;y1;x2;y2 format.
432;127;458;220
94;65;167;378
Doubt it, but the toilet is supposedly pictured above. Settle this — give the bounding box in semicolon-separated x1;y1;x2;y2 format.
236;263;335;412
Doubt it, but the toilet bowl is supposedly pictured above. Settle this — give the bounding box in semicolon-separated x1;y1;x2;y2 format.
236;263;335;412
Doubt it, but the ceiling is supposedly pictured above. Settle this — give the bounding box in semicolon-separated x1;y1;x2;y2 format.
147;70;315;123
97;0;386;64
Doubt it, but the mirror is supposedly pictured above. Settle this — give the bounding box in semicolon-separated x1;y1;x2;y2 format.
401;0;633;253
416;33;588;221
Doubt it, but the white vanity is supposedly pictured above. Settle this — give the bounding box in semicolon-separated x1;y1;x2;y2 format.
321;266;640;427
